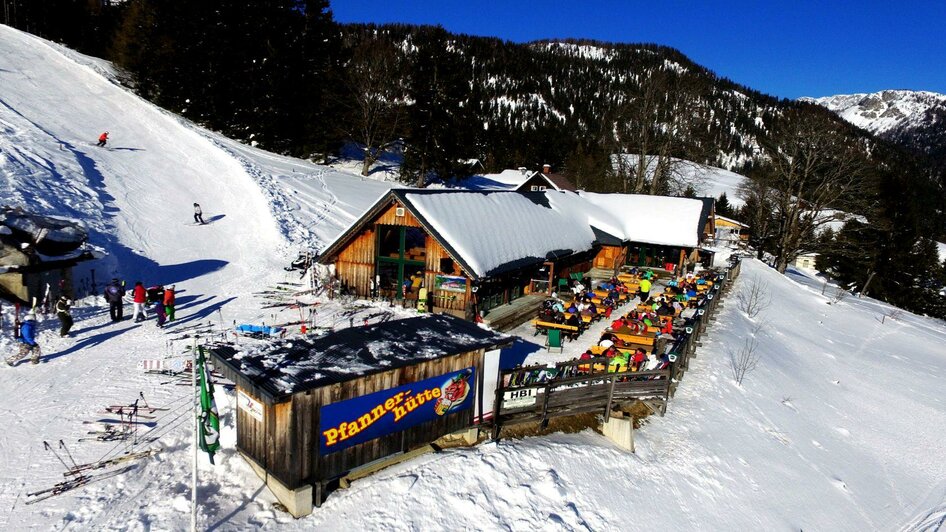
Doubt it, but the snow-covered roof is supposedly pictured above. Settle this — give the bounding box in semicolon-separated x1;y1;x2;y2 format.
715;214;749;227
211;314;510;402
320;189;710;279
402;190;600;277
579;191;705;248
462;169;539;191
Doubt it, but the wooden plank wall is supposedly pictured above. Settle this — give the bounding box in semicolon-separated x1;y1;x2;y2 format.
235;387;299;488
336;229;375;296
288;350;484;485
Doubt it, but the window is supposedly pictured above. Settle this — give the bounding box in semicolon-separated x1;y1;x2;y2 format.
530;185;538;191
538;186;546;191
376;225;427;298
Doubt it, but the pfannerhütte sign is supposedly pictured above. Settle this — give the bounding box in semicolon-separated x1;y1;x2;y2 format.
319;368;475;454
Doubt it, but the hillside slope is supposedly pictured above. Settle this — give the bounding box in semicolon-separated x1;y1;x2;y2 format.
0;26;944;531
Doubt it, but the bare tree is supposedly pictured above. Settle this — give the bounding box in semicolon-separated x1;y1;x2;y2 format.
611;69;702;195
340;40;406;177
758;111;866;273
828;285;849;305
737;278;771;318
729;324;763;385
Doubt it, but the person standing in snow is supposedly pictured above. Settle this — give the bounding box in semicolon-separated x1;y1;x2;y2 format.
56;296;73;337
193;203;205;225
154;298;167;328
7;311;41;366
163;285;176;321
103;278;125;322
132;281;148;322
96;131;108;147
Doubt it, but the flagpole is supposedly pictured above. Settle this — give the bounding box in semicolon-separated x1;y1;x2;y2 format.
191;339;198;532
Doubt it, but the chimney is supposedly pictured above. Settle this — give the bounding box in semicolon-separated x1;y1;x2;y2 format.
542;164;551;175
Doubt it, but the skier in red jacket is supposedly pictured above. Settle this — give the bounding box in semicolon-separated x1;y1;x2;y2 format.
132;281;148;322
96;131;109;147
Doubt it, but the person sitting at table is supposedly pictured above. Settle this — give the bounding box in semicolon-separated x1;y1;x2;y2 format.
660;317;674;335
610;316;626;329
656;299;675;316
566;301;579;313
609;350;630;373
586;301;597;315
565;313;581;328
643;351;660;371
578;349;595;374
552;311;566;324
603;344;619;359
551;299;565;313
630;348;647;371
570;279;585;295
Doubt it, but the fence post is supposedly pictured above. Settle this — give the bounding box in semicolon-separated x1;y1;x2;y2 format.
604;375;617;422
491;374;505;441
539;383;552;429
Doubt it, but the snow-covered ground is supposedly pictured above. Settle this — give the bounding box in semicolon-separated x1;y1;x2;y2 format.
1;26;945;531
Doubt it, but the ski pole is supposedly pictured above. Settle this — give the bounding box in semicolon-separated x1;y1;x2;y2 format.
43;441;73;475
58;440;79;469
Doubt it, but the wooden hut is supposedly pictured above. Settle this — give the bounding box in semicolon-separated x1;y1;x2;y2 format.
316;189;602;320
210;313;510;516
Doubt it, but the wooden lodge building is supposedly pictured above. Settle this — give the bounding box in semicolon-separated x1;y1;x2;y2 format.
210;313;510;516
317;188;714;326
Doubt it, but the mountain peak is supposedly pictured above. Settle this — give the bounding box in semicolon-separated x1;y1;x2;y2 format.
800;89;946;135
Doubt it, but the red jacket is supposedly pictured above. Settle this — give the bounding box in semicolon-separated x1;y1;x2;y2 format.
133;285;146;303
163;289;175;305
99;132;108;142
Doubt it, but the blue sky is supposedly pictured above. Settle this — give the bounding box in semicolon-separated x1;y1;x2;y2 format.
330;1;946;99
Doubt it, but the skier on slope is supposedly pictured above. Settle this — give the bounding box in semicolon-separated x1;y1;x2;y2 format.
7;311;41;366
193;203;205;225
56;295;73;337
96;131;108;147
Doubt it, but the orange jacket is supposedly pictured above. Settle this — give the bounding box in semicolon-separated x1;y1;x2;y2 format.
163;289;175;305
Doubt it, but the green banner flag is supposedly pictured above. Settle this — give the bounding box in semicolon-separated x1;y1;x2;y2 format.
197;346;220;464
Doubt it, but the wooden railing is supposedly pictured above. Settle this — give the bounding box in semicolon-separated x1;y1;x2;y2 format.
490;358;671;437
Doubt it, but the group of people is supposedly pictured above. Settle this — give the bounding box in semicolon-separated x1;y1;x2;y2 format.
104;278;176;327
6;294;75;366
7;279;178;367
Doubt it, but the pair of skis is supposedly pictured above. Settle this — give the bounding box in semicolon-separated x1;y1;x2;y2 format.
26;440;155;504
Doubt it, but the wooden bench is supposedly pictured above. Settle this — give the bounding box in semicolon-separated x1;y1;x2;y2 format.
532;320;581;338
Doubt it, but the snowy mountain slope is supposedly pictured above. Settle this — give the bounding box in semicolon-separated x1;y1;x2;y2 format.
801;89;946;135
0;25;395;530
0;25;945;531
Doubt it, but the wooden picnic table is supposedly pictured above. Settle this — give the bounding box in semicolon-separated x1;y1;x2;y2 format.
603;326;657;347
